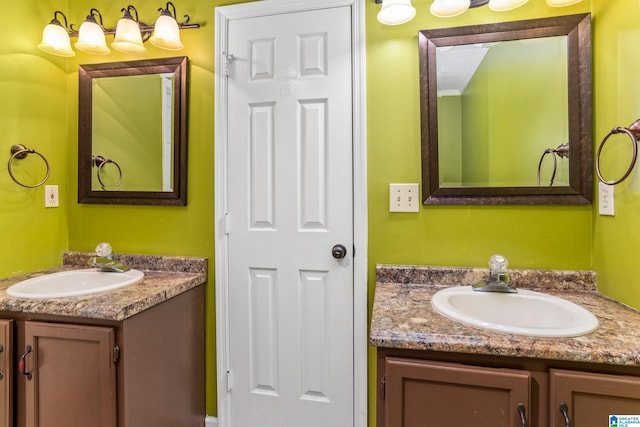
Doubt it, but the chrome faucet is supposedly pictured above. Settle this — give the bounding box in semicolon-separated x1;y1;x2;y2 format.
472;254;517;293
88;242;130;273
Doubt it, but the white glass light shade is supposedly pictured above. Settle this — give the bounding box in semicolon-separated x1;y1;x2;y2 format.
38;22;75;57
150;14;183;50
377;0;416;26
488;0;529;11
111;17;146;54
430;0;471;17
75;20;110;55
546;0;582;6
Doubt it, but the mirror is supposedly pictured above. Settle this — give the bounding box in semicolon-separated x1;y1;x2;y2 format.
419;14;592;204
78;56;188;205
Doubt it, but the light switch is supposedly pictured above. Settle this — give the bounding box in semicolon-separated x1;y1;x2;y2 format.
389;183;419;213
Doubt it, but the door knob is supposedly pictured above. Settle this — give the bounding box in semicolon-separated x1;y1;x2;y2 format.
332;244;347;259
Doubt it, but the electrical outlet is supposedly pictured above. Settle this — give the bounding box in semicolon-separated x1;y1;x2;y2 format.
45;185;59;208
598;182;614;216
389;183;420;212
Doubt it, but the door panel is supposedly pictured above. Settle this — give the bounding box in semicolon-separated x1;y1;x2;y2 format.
0;319;12;427
550;369;640;427
23;321;116;427
225;6;354;427
385;358;531;427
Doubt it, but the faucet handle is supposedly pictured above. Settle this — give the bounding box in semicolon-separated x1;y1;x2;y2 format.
489;254;508;273
95;242;113;259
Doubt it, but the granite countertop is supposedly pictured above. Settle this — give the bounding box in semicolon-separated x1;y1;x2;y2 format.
0;251;207;321
370;265;640;367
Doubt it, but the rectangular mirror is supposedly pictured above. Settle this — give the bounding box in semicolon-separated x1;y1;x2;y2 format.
419;14;592;204
78;56;188;205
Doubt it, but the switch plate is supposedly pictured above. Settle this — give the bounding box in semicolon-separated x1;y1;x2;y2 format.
45;185;59;208
389;183;420;212
598;182;614;216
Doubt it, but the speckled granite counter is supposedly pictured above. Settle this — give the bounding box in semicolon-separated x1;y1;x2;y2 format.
0;251;207;321
370;265;640;367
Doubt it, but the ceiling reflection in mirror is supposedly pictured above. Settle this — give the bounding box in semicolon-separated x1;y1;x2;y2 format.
436;36;568;188
78;56;188;206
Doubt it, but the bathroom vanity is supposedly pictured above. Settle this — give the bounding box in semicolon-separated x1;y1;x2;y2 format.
0;252;207;427
371;265;640;427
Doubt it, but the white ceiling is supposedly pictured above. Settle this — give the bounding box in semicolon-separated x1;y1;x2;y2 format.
436;44;490;97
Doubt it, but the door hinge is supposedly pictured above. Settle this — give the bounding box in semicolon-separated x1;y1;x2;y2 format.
224;213;230;235
226;370;232;392
223;52;235;78
381;375;386;399
113;344;120;364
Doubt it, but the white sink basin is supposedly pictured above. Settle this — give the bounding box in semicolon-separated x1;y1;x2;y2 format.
6;269;144;299
431;286;599;337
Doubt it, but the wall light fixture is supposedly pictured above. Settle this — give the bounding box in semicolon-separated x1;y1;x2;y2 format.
38;2;200;57
374;0;584;24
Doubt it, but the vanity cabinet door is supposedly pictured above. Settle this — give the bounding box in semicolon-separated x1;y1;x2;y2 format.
0;320;12;427
22;321;117;427
549;369;640;427
384;357;531;427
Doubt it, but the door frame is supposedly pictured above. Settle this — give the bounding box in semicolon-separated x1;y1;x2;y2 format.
213;1;368;426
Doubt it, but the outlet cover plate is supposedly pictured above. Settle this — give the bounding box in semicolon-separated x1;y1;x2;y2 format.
598;182;614;216
45;185;59;208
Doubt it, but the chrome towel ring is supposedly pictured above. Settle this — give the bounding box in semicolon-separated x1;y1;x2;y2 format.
93;155;122;190
595;119;640;185
7;144;50;188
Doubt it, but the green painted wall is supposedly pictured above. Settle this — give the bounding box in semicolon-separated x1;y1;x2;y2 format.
366;1;592;425
591;0;640;311
3;0;640;423
0;0;69;278
437;96;463;185
366;0;593;271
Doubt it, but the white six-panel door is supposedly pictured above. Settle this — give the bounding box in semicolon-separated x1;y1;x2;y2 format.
219;4;355;427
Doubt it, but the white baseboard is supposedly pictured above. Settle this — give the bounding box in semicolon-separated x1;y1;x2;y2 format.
205;416;218;427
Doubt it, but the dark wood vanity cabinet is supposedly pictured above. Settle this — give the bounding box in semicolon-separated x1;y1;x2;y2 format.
549;369;640;427
22;322;117;427
0;285;204;427
0;320;12;427
378;349;640;427
384;357;530;427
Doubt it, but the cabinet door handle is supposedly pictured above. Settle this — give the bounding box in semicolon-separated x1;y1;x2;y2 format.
559;402;572;427
19;345;33;380
517;403;527;427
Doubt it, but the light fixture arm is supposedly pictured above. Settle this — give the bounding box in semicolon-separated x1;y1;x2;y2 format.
59;4;201;37
158;2;200;30
71;8;113;35
51;11;73;33
122;5;140;23
159;2;178;19
89;8;108;30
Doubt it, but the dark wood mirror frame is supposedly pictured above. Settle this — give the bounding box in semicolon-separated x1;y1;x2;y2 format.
419;14;592;205
78;56;188;206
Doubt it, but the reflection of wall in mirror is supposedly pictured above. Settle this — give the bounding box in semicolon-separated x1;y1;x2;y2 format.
438;36;569;188
92;74;170;192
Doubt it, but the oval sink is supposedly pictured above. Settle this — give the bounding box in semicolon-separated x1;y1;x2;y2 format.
431;286;599;337
6;269;144;299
